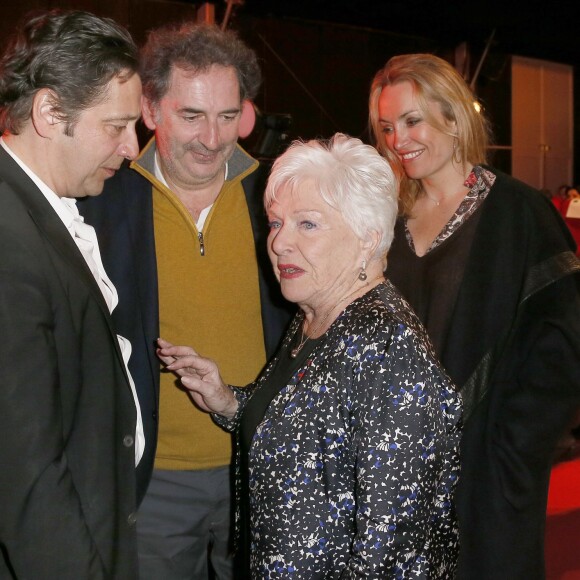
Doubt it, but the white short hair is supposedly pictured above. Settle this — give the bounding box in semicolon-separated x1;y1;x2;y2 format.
264;133;399;258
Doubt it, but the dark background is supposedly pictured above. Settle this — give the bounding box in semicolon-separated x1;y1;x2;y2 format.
244;1;580;66
225;0;579;182
3;0;579;185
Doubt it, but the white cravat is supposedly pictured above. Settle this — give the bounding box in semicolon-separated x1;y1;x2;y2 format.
68;215;116;309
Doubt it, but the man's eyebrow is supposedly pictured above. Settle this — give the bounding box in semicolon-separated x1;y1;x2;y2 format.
177;107;241;115
103;114;141;122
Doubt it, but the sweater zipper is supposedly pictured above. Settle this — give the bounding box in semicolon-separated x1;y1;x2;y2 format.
198;231;205;256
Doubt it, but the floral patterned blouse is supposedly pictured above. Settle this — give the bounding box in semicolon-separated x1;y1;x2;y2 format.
404;165;497;254
216;281;462;578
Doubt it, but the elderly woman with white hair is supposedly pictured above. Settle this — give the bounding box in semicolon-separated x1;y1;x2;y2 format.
157;133;462;578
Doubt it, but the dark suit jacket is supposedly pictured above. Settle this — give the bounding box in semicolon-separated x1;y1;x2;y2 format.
79;153;292;503
0;147;138;579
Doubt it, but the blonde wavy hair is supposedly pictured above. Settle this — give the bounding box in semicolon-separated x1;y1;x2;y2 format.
369;53;491;216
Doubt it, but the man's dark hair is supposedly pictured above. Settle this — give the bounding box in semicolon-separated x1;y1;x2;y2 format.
140;22;261;105
0;10;138;135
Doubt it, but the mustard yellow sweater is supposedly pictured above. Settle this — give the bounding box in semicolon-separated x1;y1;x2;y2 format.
132;140;266;470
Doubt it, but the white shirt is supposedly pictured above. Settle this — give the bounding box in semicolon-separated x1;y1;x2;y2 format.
0;138;145;466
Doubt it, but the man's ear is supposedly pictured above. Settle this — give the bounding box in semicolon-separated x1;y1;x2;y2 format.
141;95;158;131
31;88;61;138
238;100;256;139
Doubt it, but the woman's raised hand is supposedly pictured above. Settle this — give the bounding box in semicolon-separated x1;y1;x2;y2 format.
156;338;239;419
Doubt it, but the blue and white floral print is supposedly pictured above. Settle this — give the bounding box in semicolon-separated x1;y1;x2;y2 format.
218;282;462;578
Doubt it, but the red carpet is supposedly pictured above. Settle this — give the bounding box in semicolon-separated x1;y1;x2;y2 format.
545;458;580;579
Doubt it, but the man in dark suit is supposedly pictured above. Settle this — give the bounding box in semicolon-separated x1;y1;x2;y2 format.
80;22;291;580
0;10;143;579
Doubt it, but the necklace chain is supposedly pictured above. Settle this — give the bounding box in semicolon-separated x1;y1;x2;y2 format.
424;192;441;206
290;276;384;359
422;180;470;207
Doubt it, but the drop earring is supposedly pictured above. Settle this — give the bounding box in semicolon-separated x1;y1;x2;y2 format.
358;260;367;281
452;135;461;163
